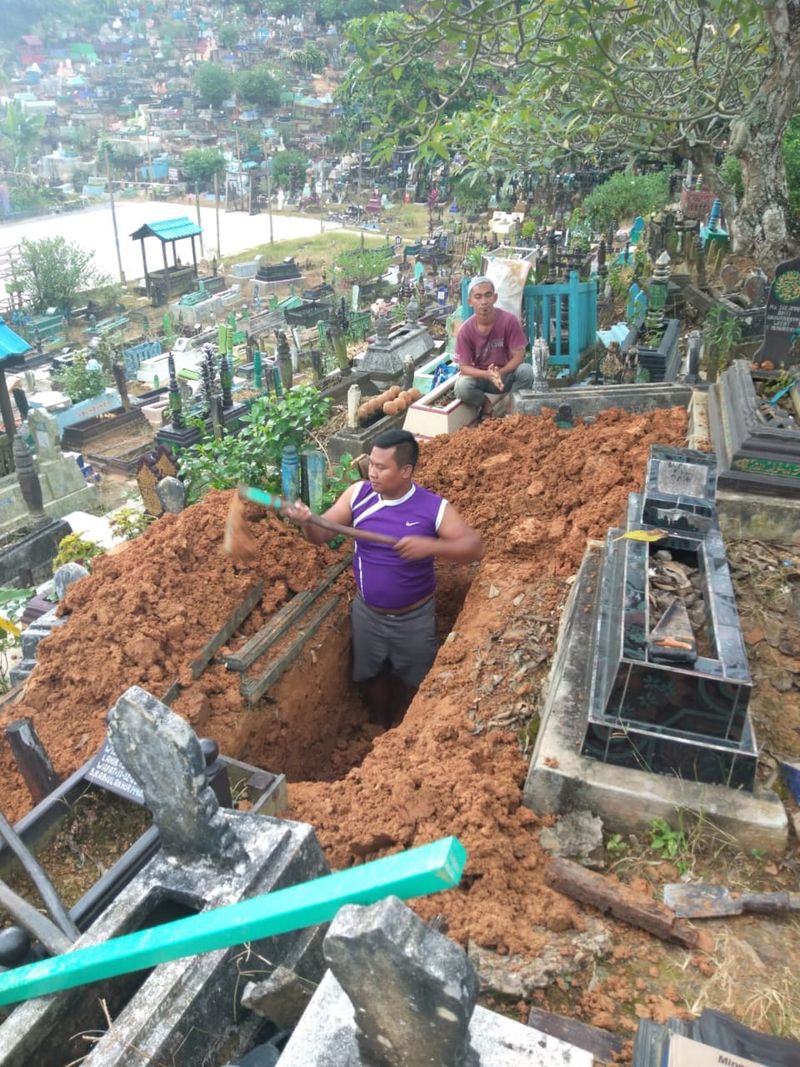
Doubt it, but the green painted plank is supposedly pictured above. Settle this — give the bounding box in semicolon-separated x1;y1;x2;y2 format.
0;836;466;1006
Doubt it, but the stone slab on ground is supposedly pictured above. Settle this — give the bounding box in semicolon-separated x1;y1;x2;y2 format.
523;545;789;855
276;970;593;1067
715;489;800;548
512;382;692;419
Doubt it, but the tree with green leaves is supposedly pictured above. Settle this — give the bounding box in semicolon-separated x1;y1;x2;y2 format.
193;63;235;110
237;65;281;110
181;147;226;188
270;150;309;194
290;42;326;74
217;22;244;51
1;101;44;173
13;237;110;314
346;0;800;269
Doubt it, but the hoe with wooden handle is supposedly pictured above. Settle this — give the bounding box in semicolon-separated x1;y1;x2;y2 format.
224;486;397;563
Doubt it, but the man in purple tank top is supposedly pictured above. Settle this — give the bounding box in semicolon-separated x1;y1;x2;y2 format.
285;430;483;726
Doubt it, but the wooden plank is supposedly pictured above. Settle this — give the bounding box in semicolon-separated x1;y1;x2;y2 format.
527;1006;625;1064
0;836;467;1007
189;582;264;681
225;557;350;673
545;856;703;949
241;595;340;705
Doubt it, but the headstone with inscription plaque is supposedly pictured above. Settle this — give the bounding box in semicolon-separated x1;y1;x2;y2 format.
754;256;800;367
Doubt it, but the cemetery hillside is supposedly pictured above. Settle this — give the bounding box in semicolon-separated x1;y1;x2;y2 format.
0;1;798;1066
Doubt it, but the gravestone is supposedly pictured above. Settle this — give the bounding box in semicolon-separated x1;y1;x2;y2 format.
108;685;246;865
324;896;480;1067
279;896;591;1067
28;408;62;462
156;476;186;514
754;256;800;367
0;686;330;1067
53;562;89;601
720;263;740;294
136;460;163;517
743;271;769;308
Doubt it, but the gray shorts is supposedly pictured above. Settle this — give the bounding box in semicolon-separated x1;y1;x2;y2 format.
351;594;437;688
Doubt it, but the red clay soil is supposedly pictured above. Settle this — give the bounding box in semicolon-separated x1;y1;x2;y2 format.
1;407;689;962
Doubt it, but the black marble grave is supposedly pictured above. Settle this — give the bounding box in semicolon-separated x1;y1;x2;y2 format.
581;446;757;790
255;258;302;284
708;359;800;499
754;255;800;367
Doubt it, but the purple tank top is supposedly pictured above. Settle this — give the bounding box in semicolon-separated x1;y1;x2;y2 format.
350;481;448;611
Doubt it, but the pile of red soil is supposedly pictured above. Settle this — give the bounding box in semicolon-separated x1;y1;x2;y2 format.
1;407;688;955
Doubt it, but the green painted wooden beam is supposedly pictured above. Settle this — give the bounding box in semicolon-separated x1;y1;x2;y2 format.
0;836;466;1007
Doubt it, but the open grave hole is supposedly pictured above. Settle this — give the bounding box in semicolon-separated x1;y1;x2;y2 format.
227;562;477;785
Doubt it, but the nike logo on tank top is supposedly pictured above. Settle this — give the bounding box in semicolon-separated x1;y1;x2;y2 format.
350;481;447;611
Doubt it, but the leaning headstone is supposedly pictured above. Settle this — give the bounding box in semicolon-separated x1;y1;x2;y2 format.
323;895;480;1067
53;562;89;601
107;685;246;865
156;476;186;514
720;262;740;294
754;255;800;367
742;270;769;307
27;408;62;462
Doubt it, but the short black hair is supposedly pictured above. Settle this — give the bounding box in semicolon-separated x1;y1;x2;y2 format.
373;429;419;470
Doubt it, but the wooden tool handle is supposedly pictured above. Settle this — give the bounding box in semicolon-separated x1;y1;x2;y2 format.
306;512;398;546
741;892;800;913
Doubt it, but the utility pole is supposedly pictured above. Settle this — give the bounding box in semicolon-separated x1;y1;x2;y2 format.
214;170;221;256
195;182;204;259
357;124;363;201
106;151;125;285
265;148;274;245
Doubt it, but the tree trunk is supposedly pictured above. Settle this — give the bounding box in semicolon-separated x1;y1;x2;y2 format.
731;0;800;272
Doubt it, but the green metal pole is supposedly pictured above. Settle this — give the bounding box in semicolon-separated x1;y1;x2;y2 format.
0;836;466;1007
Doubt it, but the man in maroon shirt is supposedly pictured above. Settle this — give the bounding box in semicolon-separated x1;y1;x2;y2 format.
454;276;534;419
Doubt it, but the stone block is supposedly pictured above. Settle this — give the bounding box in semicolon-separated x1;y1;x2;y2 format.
323;896;479;1067
278;971;592;1067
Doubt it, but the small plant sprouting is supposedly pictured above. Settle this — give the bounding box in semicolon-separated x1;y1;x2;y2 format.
648;817;690;873
606;832;629;854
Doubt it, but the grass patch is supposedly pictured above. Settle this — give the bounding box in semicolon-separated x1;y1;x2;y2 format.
225;230;387;272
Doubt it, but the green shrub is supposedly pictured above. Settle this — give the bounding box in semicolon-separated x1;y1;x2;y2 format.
177;387;332;503
53;532;104;571
719;155;744;200
582;169;670;229
56;353;107;403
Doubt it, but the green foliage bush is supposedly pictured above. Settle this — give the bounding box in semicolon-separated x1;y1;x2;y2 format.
783;115;800;215
177;387;332;502
581;170;670;229
719;155;744;200
237;66;281;110
334;248;390;285
451;174;492;214
56;353;107;403
53;532;104;571
193;63;234;109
